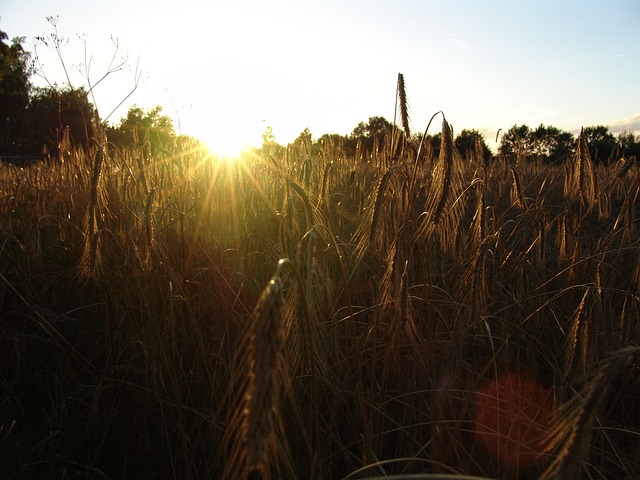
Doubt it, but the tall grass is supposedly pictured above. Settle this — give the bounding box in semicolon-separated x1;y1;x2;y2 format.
1;77;639;479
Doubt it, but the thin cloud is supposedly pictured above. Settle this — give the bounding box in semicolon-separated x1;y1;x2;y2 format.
612;53;630;59
448;38;472;52
608;113;640;134
515;104;557;122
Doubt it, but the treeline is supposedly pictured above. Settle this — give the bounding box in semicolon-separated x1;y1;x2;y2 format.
2;28;639;163
287;116;639;165
1;29;98;156
0;28;186;158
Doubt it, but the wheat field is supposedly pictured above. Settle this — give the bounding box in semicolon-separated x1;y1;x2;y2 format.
1;79;639;479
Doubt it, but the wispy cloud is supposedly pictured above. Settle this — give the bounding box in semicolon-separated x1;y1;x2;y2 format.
608;113;640;134
515;104;557;122
612;53;630;59
448;38;472;52
571;53;603;69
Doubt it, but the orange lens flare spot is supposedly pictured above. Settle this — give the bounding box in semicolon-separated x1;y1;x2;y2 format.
473;373;556;468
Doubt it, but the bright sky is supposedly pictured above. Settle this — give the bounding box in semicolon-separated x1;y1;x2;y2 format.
2;0;640;154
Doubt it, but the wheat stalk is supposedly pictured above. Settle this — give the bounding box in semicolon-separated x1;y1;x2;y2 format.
510;167;525;210
431;119;455;225
79;144;105;280
143;187;156;266
353;165;396;261
244;274;284;471
563;288;590;380
224;271;286;478
543;346;640;479
565;128;598;211
396;73;411;139
417;118;464;254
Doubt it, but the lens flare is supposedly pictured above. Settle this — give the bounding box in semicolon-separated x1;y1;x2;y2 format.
473;373;556;468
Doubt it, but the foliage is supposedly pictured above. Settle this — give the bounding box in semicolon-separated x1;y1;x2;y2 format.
582;125;617;162
455;128;492;161
295;127;313;144
0;30;32;152
498;124;533;159
27;85;97;155
0;17;145;160
349;115;412;160
498;123;636;165
617;130;640;158
106;105;175;154
351;115;394;139
498;123;575;163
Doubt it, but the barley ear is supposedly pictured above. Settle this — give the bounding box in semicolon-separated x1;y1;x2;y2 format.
417;117;464;251
396;73;411;139
353;166;395;261
565;128;598;211
543;346;640;479
510;167;525;210
244;275;285;472
563;289;590;380
78;145;105;281
430;118;456;225
143;187;156;266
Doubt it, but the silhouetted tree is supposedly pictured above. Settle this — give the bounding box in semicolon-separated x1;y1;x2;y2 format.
27;85;97;156
582;125;617;163
617;131;640;158
0;30;32;153
351;116;393;139
498;124;534;160
350;116;410;160
530;124;574;163
498;124;575;163
422;132;442;158
455;129;492;162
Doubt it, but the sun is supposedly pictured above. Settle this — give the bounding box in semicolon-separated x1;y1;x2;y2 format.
184;108;267;164
200;132;250;162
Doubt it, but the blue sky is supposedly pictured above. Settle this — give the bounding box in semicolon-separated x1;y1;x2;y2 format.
2;0;639;153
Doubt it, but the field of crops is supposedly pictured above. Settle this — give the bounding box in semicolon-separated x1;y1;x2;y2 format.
1;112;639;479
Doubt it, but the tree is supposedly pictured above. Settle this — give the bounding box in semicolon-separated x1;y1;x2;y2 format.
260;125;281;156
455;129;492;162
498;124;575;163
291;127;314;158
498;124;534;160
27;85;97;155
617;131;640;158
351;116;393;139
261;125;275;144
422;132;442;158
350;115;410;159
530;124;574;162
0;29;32;153
582;125;617;163
295;127;313;144
107;105;175;154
